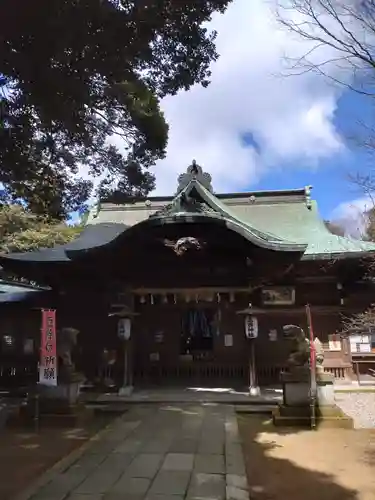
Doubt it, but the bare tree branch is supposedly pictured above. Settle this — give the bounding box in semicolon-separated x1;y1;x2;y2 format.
275;1;375;333
275;0;375;95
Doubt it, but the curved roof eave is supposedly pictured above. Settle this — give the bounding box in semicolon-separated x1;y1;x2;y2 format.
301;251;374;261
65;212;307;256
0;289;53;305
0;209;307;266
0;177;308;265
0;223;129;265
222;217;306;252
65;180;307;256
0;246;70;264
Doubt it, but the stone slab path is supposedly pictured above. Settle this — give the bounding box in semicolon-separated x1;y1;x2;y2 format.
27;404;249;500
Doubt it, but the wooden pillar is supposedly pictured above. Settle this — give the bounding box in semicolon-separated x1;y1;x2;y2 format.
248;339;260;396
117;313;135;396
123;339;129;387
128;333;134;387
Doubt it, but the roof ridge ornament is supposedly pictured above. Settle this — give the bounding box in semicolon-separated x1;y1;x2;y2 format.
177;160;213;193
305;185;313;210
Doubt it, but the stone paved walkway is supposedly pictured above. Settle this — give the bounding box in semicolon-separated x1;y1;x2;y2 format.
28;404;249;500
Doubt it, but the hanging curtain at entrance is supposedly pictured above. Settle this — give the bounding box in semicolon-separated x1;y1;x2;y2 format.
181;309;214;354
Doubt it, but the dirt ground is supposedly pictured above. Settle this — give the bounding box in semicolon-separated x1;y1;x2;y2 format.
238;414;375;500
0;414;114;500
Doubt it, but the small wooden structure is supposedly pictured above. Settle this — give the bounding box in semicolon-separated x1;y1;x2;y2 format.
1;162;375;391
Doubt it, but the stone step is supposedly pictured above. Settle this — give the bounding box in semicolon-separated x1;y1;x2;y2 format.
89;394;281;405
235;405;275;414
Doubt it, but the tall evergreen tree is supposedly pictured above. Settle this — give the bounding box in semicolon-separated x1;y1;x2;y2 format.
0;0;231;219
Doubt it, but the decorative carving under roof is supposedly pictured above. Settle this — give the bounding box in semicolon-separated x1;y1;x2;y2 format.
163;237;206;256
149;190;217;219
177;160;213;193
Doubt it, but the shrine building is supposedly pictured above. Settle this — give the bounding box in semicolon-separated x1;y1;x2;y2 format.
0;162;375;392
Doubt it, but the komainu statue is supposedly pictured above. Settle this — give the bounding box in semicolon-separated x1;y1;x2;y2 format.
283;324;325;371
57;327;80;382
314;337;325;373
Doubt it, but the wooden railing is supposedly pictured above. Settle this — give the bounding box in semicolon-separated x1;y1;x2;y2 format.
257;363;351;384
352;357;375;383
0;358;354;393
0;360;38;391
257;365;286;386
323;366;349;379
134;363;248;386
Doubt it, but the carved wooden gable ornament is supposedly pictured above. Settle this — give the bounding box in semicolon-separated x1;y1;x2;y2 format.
177;160;213;193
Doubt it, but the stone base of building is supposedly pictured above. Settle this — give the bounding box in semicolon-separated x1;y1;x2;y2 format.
272;403;354;429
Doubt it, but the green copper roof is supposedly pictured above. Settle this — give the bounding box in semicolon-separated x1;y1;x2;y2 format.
2;164;374;268
88;163;375;260
147;178;306;253
226;197;375;259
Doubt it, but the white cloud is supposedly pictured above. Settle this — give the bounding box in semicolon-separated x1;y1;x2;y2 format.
330;197;373;238
146;0;346;195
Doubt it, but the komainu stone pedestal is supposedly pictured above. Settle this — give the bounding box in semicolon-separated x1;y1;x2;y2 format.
273;369;354;429
282;368;310;406
38;381;82;406
20;381;93;428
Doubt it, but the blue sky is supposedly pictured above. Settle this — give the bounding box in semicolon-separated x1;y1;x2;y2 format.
109;1;373;234
2;1;370;233
251;89;373;221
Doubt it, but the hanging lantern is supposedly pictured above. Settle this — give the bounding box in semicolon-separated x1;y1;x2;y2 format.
245;315;258;339
337;283;345;306
118;318;131;340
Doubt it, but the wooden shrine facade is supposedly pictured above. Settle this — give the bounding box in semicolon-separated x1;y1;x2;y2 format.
0;274;371;390
1;162;375;390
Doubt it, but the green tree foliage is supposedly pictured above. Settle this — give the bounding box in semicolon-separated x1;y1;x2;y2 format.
0;205;82;253
0;0;231;219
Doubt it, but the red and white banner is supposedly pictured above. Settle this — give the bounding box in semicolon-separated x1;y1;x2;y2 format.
39;309;57;386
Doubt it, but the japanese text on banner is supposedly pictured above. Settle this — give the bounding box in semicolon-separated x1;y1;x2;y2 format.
39;309;57;386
